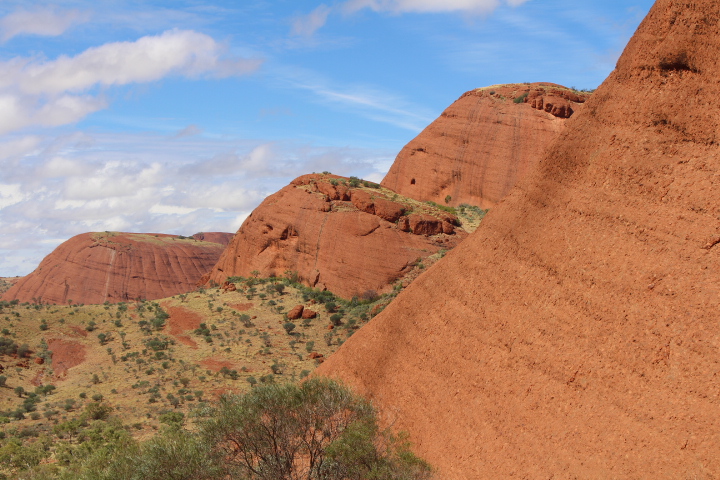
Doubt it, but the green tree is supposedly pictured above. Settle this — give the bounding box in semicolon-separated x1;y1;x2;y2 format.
200;378;432;480
86;402;113;420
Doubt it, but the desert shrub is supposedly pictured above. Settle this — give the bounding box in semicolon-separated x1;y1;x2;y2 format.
424;201;456;215
513;92;529;103
201;378;433;480
17;343;30;358
0;337;17;356
330;313;343;326
143;337;171;351
86;402;112;420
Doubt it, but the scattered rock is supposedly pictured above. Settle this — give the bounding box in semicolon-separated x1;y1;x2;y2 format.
287;305;304;320
301;308;317;319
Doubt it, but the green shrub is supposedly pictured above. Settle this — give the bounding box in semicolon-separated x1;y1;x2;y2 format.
514;92;529;103
201;378;433;479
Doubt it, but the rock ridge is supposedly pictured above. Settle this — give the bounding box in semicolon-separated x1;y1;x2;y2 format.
319;2;720;478
203;174;467;298
381;82;591;209
2;232;231;305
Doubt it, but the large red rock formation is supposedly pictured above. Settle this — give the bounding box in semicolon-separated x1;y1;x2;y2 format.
319;1;720;478
203;174;467;298
2;232;230;305
382;83;590;208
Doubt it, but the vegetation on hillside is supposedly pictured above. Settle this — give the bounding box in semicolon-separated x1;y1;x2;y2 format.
1;379;433;479
0;271;430;478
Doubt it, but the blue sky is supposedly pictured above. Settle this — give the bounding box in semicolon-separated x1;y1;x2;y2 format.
0;0;654;276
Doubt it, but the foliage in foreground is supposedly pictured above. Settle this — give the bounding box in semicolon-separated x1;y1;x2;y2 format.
7;379;432;480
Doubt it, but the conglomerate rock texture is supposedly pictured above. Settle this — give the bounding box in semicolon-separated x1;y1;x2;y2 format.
203;174;467;298
319;1;720;478
2;232;231;304
381;82;590;208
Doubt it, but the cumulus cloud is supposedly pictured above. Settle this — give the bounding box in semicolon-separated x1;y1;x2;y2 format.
0;131;393;276
0;29;263;134
343;0;529;14
292;5;332;37
0;7;90;42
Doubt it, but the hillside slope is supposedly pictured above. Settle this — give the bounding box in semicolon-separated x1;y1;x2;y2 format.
319;1;720;478
2;232;232;305
381;83;589;208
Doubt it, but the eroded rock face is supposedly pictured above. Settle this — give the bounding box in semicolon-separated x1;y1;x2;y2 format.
319;2;720;478
203;174;467;298
2;232;230;304
381;83;590;209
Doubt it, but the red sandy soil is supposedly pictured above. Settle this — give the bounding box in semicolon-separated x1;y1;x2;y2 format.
229;302;253;311
30;369;46;387
319;1;720;478
48;339;86;379
165;305;202;335
200;358;237;372
165;305;203;348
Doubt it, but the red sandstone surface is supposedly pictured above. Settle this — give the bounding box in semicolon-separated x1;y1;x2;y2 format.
204;174;467;298
2;232;229;305
381;82;590;209
320;1;720;478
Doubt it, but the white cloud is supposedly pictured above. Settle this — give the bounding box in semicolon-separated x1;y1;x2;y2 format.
292;5;332;36
0;184;25;209
6;29;261;96
0;136;41;162
0;131;392;276
0;7;90;42
0;29;263;135
343;0;529;14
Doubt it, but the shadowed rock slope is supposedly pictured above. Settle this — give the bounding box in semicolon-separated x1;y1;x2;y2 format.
203;174;467;298
319;1;720;478
382;83;590;208
2;232;232;304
